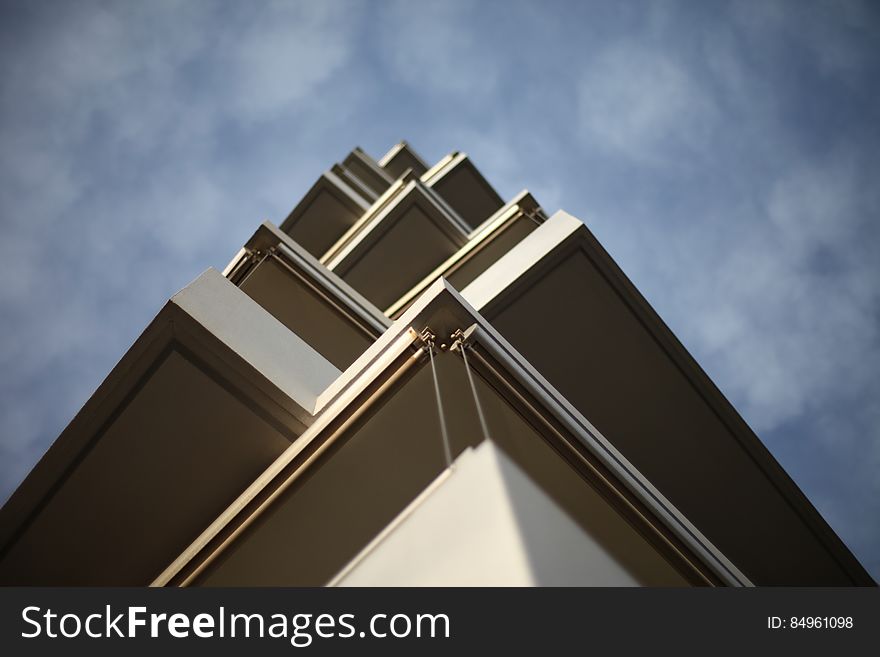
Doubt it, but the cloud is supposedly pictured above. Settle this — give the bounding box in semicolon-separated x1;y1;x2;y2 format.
576;43;717;164
221;1;358;120
605;145;879;445
682;151;880;432
767;155;862;254
729;0;879;79
377;0;502;103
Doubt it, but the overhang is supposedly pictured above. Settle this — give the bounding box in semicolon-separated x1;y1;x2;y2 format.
378;140;429;179
421;151;505;230
386;190;546;317
0;269;340;585
322;181;471;310
461;210;875;586
152;279;748;588
279;170;371;258
225;221;390;370
341;146;394;197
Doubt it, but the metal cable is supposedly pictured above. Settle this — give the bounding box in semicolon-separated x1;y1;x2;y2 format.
427;344;453;468
459;341;492;444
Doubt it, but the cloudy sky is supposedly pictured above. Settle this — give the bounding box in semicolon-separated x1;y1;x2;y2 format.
1;0;878;579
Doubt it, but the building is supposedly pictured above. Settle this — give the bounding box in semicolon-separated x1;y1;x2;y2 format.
0;142;873;586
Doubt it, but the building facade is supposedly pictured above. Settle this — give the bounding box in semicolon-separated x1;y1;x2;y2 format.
0;142;873;586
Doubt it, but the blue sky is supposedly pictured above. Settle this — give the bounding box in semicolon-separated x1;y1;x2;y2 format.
1;0;878;579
